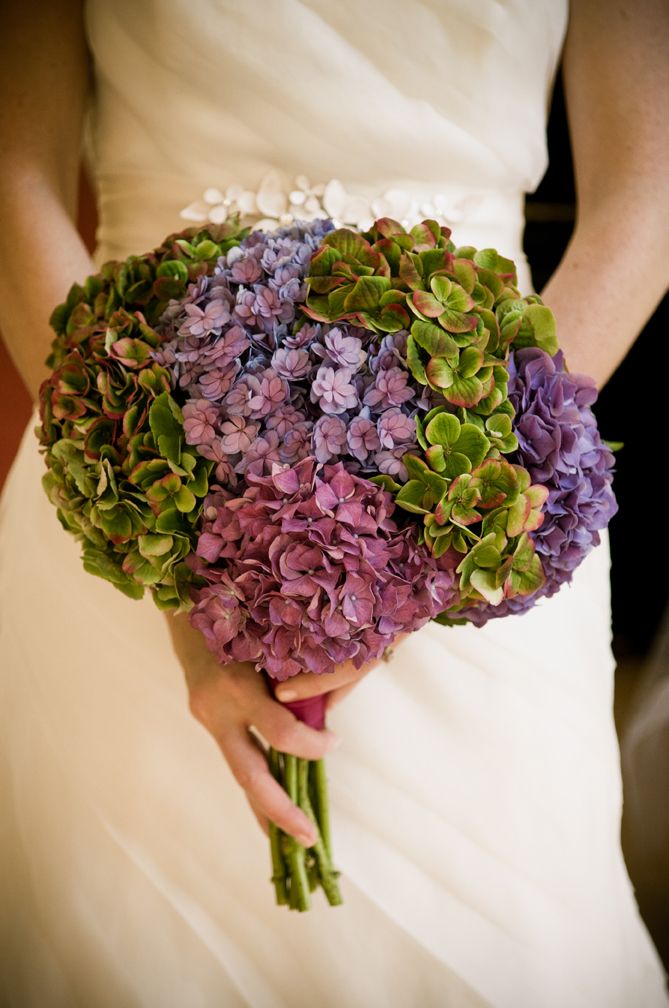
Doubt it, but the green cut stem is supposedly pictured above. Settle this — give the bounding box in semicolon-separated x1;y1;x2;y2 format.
284;755;311;911
312;758;332;862
264;746;343;911
267;749;288;905
298;759;343;907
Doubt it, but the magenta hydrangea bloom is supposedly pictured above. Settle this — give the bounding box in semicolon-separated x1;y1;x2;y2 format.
188;459;459;680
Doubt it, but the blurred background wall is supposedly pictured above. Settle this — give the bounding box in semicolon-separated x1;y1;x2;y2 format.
1;68;667;968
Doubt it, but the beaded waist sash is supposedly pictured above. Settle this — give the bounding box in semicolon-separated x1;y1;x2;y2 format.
180;170;524;235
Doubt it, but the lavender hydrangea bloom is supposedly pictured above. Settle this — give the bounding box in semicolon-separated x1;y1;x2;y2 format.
235;430;282;476
458;348;617;626
196;439;237;488
226;249;263;284
188;459;459;679
313;415;348;464
271;347;311;380
347;410;381;463
377;408;416;450
311;366;359;415
182;399;218;445
178;298;231;338
512;349;617;564
208;325;250;366
368;330;409;373
265;405;309;440
285;321;321;349
154;219;419;484
313;327;367;372
280;423;312;464
374;447;412;482
219;416;260;455
363;367;414;411
197;365;237;401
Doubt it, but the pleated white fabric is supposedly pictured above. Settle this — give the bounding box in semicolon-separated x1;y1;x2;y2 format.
1;1;668;1005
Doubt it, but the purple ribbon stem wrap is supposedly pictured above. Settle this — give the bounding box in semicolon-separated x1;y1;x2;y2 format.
281;693;327;730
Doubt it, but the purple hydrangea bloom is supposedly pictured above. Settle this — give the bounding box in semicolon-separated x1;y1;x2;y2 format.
458;348;617;626
363;366;414;411
377;408;416;450
219;416;260;455
347;410;381;463
154;220;422;487
271;347;311;380
197;365;237;401
236;430;282;476
178;298;231;338
313;415;348;464
285;322;321;349
224;370;288;420
182;399;219;446
208;325;250;366
265;405;309;440
313;327;367;372
368;330;409;373
374;447;412;483
226;249;263;284
311;366;359;415
197;438;238;487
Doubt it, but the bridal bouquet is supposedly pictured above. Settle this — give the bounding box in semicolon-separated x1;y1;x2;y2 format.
37;214;617;910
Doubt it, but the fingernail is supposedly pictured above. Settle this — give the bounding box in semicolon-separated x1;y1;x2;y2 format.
276;689;297;702
297;831;316;848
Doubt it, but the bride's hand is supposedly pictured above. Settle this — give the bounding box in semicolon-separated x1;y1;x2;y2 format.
274;633;409;712
165;611;341;846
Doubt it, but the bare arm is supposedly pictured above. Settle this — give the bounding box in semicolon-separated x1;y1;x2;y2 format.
0;1;336;846
540;0;669;387
0;0;94;402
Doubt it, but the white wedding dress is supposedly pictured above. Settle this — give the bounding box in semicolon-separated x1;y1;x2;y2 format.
1;2;667;1006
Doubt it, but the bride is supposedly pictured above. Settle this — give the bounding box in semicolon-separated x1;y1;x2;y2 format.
1;1;668;1005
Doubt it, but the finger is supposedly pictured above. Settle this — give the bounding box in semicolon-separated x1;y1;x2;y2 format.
243;730;271;837
246;794;270;838
249;696;340;759
220;727;317;847
275;659;374;702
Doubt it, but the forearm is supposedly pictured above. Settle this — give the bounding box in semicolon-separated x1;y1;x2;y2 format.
540;196;669;388
0;176;94;402
0;0;91;403
550;0;669;389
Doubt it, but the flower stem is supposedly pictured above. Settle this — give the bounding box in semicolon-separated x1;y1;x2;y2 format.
298;759;343;907
312;758;332;861
267;749;288;905
284;755;311;911
265;742;343;910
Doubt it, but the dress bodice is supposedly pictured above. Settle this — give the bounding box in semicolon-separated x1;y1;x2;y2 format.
83;0;568;267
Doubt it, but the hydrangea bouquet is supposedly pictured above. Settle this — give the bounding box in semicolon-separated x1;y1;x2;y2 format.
37;213;617;910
